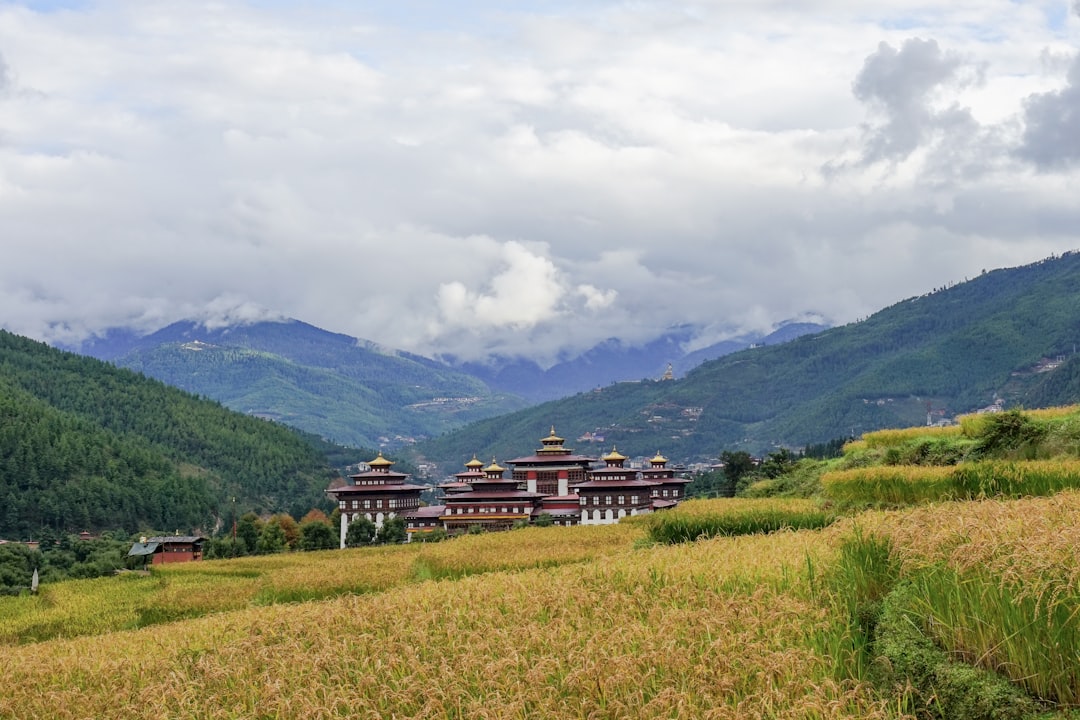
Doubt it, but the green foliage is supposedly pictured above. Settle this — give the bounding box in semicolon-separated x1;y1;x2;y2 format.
415;252;1080;461
298;520;337;551
972;409;1048;459
644;499;836;545
739;459;827;498
0;535;136;591
874;582;1041;719
683;470;735;499
255;522;287;555
111;321;527;449
720;450;756;490
377;516;407;545
345;517;376;546
413;527;448;543
0;330;338;538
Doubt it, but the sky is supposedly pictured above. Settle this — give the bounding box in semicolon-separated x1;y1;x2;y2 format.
1;0;1079;364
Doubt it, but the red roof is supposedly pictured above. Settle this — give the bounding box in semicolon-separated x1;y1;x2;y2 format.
444;490;543;501
573;479;659;489
349;470;411;481
506;454;595;465
328;483;428;495
405;505;447;519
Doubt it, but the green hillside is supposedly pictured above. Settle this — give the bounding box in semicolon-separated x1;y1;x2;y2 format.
0;330;347;538
107;320;527;448
416;252;1080;464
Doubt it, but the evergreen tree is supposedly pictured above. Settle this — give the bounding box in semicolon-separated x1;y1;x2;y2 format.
298;520;337;551
345;517;376;547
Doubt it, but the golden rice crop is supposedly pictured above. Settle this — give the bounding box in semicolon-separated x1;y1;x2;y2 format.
860;425;963;449
411;522;641;580
822;465;955;506
0;530;903;720
643;498;835;544
839;493;1080;705
0;525;642;645
823;459;1080;507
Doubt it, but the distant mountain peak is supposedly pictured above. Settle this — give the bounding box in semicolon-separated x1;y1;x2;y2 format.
192;298;289;331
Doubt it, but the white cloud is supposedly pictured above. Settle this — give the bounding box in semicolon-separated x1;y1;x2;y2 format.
0;0;1078;362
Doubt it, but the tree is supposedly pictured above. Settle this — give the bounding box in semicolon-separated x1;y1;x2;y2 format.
533;513;554;527
345;517;376;547
376;516;406;545
299;519;337;551
268;513;300;550
301;509;330;525
236;513;262;555
256;521;286;555
204;535;245;559
720;451;756;489
759;448;797;479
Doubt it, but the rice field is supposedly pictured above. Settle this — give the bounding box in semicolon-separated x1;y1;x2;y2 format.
9;406;1080;718
641;497;836;544
0;524;638;644
822;459;1080;508
0;526;902;720
847;491;1080;706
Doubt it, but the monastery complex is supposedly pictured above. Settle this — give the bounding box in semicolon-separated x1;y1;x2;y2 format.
327;427;691;546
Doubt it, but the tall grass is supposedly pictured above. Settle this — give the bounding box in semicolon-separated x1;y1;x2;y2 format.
848;492;1080;706
643;498;836;544
860;425;964;448
822;459;1080;507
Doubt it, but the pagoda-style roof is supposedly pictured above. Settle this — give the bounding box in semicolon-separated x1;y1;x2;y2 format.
483;459;505;474
366;451;394;469
542;426;564;444
650;452;668;464
602;447;628;464
464;455;484;469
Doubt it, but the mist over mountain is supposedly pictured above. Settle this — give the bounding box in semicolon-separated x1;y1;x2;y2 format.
447;320;829;403
60;316;826;447
414;253;1080;466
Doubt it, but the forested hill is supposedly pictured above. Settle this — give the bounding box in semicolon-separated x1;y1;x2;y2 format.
0;330;349;539
79;319;526;449
415;252;1080;464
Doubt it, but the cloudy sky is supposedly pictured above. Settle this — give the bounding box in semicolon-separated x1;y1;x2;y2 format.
1;0;1079;363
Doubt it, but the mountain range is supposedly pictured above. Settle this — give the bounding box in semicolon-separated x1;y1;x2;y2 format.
65;317;825;449
413;252;1080;466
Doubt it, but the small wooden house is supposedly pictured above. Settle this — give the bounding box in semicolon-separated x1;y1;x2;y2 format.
128;535;206;565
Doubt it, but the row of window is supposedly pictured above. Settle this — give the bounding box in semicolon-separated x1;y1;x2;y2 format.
338;497;420;511
446;506;526;515
579;495;641;506
339;489;679;514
